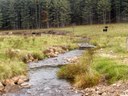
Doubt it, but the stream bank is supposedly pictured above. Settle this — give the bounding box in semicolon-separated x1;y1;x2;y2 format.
3;49;84;96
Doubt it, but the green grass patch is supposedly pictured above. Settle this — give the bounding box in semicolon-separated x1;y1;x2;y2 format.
93;57;128;84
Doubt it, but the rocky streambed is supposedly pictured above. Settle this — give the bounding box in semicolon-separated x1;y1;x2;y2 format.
3;49;84;96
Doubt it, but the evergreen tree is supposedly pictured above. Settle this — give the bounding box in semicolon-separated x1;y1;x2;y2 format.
97;0;111;24
81;0;94;24
69;0;81;24
0;0;127;29
8;0;17;29
0;9;3;28
121;0;128;22
40;0;51;28
49;0;70;27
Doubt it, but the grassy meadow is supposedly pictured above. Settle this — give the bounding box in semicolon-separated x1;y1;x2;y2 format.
0;35;77;80
1;23;128;88
57;23;128;88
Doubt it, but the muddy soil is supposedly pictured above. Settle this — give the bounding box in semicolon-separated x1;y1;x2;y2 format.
0;30;71;36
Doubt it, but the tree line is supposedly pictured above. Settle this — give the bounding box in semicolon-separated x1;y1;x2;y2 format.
0;0;128;29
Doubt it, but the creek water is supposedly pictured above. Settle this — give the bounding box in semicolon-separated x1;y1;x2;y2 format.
3;50;84;96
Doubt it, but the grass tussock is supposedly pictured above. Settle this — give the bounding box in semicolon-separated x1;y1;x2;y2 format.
57;64;88;80
5;48;21;59
0;60;27;80
74;72;100;88
57;49;101;89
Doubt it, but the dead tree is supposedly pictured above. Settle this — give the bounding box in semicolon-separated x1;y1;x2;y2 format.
126;37;128;51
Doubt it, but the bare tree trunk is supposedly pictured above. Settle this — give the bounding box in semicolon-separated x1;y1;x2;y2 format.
126;37;128;51
46;21;49;28
103;11;107;24
89;11;93;25
35;0;41;29
109;11;111;23
56;12;59;28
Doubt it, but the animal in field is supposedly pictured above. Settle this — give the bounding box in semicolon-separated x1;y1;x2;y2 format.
32;32;42;36
103;26;108;32
105;26;108;29
103;28;107;32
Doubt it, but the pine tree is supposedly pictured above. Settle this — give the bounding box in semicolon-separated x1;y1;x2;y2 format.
0;0;128;29
8;0;17;29
0;0;11;29
81;0;94;24
69;0;82;24
97;0;111;24
0;9;3;28
121;0;128;22
49;0;71;27
58;0;71;27
40;0;51;28
21;0;32;29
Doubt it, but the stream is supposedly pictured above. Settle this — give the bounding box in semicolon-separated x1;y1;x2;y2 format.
3;49;84;96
